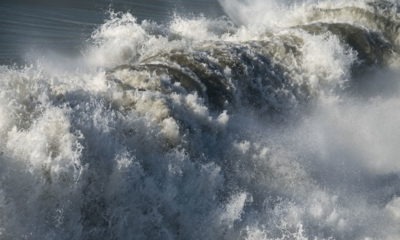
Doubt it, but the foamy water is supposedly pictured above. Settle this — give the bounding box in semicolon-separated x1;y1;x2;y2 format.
1;0;400;239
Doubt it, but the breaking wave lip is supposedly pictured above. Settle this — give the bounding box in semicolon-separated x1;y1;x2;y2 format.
1;0;400;239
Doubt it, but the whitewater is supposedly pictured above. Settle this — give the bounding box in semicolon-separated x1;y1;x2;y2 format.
1;0;400;239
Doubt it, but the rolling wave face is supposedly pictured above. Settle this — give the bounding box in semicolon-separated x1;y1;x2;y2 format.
1;1;400;239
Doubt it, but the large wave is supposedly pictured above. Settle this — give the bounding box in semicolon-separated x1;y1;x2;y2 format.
1;0;400;239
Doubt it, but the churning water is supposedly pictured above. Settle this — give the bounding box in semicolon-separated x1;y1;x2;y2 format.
1;0;400;239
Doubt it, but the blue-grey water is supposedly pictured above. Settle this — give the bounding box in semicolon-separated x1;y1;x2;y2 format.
1;1;400;240
0;0;223;64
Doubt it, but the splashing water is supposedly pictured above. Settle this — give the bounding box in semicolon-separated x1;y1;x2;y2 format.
1;0;400;239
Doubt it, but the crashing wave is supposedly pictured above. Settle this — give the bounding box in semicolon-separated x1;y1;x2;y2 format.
1;1;400;239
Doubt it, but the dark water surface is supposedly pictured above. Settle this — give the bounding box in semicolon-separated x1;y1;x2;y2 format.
0;0;223;64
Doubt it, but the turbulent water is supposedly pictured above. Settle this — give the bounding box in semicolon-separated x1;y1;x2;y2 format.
0;0;223;64
1;0;400;239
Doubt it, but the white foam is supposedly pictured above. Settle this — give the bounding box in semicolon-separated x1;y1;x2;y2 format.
1;1;400;239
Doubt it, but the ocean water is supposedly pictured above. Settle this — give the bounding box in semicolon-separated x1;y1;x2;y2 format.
1;0;400;239
0;0;223;64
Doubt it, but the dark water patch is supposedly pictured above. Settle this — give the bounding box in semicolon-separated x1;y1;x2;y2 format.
0;0;223;64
